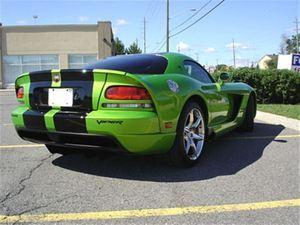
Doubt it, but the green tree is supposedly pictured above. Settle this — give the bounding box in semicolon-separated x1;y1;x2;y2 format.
126;41;142;54
113;37;126;55
285;34;300;54
266;58;278;69
279;34;288;54
216;64;229;71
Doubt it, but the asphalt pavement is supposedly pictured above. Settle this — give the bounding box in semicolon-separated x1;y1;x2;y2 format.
0;91;299;225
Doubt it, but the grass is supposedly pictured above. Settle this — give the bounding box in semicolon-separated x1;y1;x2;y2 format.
257;104;300;120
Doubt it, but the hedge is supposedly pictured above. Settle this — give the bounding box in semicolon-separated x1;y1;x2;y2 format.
212;68;300;104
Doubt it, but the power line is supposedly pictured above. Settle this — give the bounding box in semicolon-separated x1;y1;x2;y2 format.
171;0;213;32
170;8;196;20
145;0;159;19
151;0;160;18
145;0;154;18
151;33;166;52
170;0;226;38
148;8;165;52
145;0;164;52
154;39;167;52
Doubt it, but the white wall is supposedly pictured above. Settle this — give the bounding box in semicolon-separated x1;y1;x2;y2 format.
277;54;292;70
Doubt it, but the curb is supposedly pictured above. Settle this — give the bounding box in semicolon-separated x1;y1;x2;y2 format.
256;111;300;132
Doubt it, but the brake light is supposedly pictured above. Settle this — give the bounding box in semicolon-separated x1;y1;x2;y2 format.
16;87;24;99
105;86;151;100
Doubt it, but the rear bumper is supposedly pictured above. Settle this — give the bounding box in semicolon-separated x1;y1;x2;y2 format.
12;106;176;154
16;128;124;152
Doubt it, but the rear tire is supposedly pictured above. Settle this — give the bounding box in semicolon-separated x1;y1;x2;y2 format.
45;145;77;155
168;101;206;167
238;94;255;132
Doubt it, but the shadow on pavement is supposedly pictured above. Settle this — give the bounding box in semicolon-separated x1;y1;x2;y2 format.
52;122;285;182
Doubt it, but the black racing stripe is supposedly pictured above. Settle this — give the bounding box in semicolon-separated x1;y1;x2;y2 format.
60;70;94;111
53;112;87;133
29;71;52;109
29;70;52;82
23;109;50;130
60;69;93;81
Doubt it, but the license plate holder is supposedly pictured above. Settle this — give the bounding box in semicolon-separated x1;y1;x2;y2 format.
48;88;73;107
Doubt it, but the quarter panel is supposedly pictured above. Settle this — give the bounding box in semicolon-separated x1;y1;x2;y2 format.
128;73;210;133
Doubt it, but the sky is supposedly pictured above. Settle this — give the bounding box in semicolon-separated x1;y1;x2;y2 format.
0;0;299;67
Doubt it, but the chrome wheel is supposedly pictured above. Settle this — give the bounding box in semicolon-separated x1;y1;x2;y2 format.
183;108;205;160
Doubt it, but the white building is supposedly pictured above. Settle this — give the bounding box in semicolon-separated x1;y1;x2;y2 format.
257;54;278;69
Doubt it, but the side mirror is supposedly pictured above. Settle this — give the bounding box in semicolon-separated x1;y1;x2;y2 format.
219;73;230;84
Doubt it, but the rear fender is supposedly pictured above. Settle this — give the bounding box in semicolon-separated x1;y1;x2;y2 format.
96;70;154;112
125;73;208;134
15;72;30;106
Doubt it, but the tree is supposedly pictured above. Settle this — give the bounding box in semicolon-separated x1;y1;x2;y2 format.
266;57;278;69
216;64;229;71
279;34;288;54
285;34;300;54
126;41;142;54
113;37;125;55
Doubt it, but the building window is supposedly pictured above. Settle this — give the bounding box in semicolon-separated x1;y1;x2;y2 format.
68;54;97;69
3;55;59;85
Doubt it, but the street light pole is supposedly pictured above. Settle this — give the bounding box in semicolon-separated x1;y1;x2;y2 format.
143;17;146;53
294;17;299;53
232;38;236;68
33;15;38;25
166;0;170;52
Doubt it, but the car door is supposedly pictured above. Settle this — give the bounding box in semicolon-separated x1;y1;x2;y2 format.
183;60;230;126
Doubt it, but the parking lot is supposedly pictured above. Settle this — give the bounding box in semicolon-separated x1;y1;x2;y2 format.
0;91;299;225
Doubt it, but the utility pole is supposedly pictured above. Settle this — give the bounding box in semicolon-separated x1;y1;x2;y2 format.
232;38;236;68
166;0;170;52
143;17;146;53
33;15;38;24
294;17;299;53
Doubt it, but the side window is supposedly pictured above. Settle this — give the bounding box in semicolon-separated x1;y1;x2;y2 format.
183;60;213;83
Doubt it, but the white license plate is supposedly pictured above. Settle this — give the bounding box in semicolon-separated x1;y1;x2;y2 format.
48;88;73;107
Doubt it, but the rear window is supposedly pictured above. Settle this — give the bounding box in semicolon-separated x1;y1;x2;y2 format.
84;54;168;74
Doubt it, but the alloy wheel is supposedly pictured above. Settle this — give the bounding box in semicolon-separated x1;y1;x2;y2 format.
183;108;205;160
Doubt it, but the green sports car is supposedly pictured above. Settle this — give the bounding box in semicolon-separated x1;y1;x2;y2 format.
11;53;256;167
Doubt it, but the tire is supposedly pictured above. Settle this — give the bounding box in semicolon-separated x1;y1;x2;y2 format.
238;94;255;132
168;101;206;167
45;144;77;155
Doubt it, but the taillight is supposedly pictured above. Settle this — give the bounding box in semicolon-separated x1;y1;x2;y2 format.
16;87;24;99
105;86;151;100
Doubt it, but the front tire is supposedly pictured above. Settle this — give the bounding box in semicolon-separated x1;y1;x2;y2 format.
168;102;206;167
239;94;255;132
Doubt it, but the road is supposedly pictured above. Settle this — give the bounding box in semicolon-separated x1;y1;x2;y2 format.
0;91;299;225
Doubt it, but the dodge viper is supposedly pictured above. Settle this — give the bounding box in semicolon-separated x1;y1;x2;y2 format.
11;53;256;167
